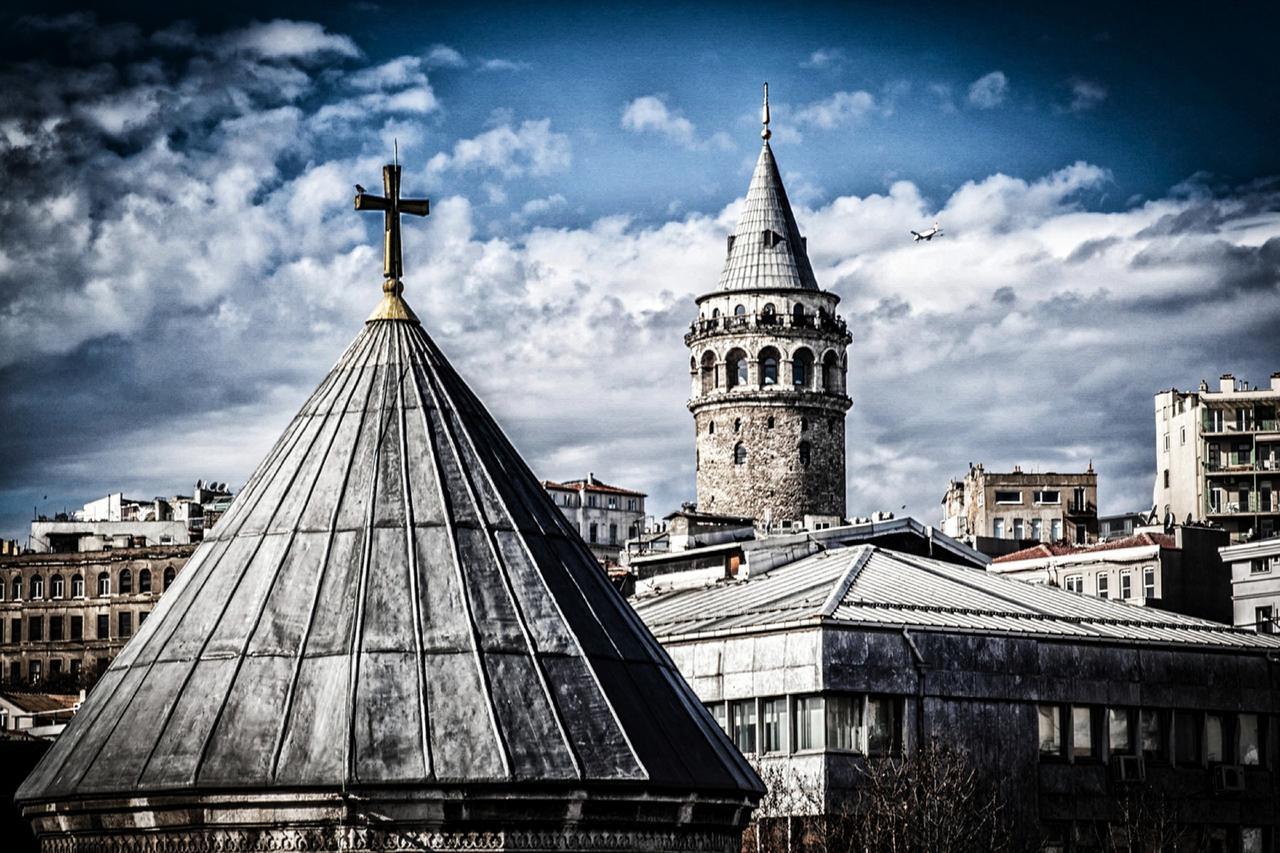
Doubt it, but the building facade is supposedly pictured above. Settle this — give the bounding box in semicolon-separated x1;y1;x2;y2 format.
686;94;851;529
633;539;1280;849
989;525;1232;624
540;474;646;565
1154;372;1280;542
27;482;232;553
0;546;193;688
1099;511;1149;541
941;463;1098;549
1221;535;1280;633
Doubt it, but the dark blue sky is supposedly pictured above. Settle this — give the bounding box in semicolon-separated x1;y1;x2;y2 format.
0;1;1277;541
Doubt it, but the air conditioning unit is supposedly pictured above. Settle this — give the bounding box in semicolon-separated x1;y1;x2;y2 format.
1213;764;1245;793
1111;754;1145;783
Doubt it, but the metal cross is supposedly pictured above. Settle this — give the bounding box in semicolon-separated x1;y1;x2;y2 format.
354;164;429;282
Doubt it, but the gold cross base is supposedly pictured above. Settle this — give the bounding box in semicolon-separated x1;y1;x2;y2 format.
367;277;420;323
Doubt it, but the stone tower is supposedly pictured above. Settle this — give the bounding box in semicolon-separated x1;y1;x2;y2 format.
686;85;851;527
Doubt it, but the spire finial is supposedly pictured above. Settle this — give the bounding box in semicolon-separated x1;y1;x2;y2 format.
761;82;771;140
354;160;430;321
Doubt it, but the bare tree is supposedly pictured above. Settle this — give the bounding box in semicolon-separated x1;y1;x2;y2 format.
1090;784;1188;853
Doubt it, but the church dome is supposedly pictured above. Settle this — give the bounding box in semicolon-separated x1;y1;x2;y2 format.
18;166;761;852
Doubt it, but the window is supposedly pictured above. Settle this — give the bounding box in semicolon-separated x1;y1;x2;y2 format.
7;661;18;683
798;441;811;468
1031;518;1043;540
10;577;20;600
31;575;44;599
70;659;80;680
139;610;149;625
995;490;1022;504
1072;706;1094;759
699;351;717;393
118;611;133;638
1096;574;1109;599
726;349;748;389
50;616;63;641
139;569;152;594
800;417;808;432
993;519;1006;539
51;575;64;599
733;304;746;316
608;524;618;545
30;616;43;642
1013;518;1024;539
1108;708;1133;754
97;614;109;639
793;349;813;388
1180;426;1186;445
826;695;863;752
759;348;779;386
1120;572;1133;599
766;415;774;429
1064;575;1084;594
70;616;82;642
607;497;618;509
1163;434;1170;451
1142;567;1156;599
164;566;176;590
1206;713;1225;764
792;303;805;320
1162;469;1170;488
10;618;20;643
708;421;715;435
1075;524;1086;545
1257;606;1275;633
626;498;637;511
1239;713;1261;766
730;700;757;754
1034;490;1061;504
867;696;898;756
706;702;727;732
1073;487;1087;511
1038;705;1062;757
71;575;84;598
587;494;598;508
1051;519;1063;540
1174;710;1200;766
761;698;787;754
796;696;825;750
588;523;598;544
734;443;747;465
29;660;41;683
1243;828;1264;853
97;572;110;596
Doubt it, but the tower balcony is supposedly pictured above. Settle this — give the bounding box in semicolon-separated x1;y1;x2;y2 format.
684;310;849;347
687;384;852;414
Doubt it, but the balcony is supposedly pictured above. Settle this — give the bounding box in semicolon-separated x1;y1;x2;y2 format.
685;311;849;345
1206;498;1280;516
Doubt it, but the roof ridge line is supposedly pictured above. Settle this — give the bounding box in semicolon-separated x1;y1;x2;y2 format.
819;545;874;617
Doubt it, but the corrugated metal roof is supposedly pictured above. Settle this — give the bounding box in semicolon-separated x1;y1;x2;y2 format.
716;141;819;292
635;544;1280;650
19;306;761;805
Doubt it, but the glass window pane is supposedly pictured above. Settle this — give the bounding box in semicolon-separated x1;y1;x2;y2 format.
796;696;825;751
826;695;863;752
761;698;787;754
1071;706;1093;759
1140;709;1164;761
707;702;726;733
1242;827;1263;853
1038;705;1061;756
867;696;896;755
1174;710;1199;765
1205;714;1224;763
730;700;757;754
1239;713;1261;766
1108;708;1131;754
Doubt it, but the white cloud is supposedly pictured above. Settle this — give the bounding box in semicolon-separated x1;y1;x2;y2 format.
219;19;359;60
479;58;531;72
426;119;571;178
1068;79;1108;112
801;48;845;69
967;70;1008;108
793;90;877;129
620;95;733;151
425;44;467;69
348;56;427;90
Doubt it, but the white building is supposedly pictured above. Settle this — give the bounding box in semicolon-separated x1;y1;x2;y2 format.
540;474;646;565
28;482;233;553
1221;535;1280;633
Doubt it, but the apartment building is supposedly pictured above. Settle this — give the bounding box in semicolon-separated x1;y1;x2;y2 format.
1154;372;1280;543
540;473;646;565
941;463;1098;552
1221;535;1280;633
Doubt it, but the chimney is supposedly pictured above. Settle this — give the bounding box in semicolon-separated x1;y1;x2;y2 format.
1219;373;1235;393
588;471;596;485
1272;372;1280;392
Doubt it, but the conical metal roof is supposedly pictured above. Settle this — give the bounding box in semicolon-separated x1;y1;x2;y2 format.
18;308;760;802
716;141;820;292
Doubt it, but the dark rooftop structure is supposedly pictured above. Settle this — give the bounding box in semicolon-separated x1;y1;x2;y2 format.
17;164;761;852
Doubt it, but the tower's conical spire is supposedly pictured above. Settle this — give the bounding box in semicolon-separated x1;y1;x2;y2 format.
716;84;819;292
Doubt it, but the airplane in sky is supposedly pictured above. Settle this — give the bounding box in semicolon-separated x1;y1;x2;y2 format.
910;221;943;242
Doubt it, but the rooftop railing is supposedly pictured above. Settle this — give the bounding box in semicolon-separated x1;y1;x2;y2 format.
686;311;848;339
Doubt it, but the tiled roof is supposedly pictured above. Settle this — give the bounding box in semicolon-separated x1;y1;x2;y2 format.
634;544;1280;650
541;479;646;497
994;532;1176;563
0;693;79;714
20;300;759;804
716;141;819;293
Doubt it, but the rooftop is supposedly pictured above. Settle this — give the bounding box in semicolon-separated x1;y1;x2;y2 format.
993;531;1177;563
540;477;646;497
635;544;1280;651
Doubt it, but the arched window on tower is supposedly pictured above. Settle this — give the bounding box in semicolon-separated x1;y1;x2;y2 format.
823;351;841;393
799;441;812;468
726;349;748;389
734;442;747;465
734;417;742;433
759;347;780;386
793;348;814;389
767;415;775;429
712;308;721;319
733;304;746;315
700;351;717;394
761;303;777;325
792;303;807;327
708;421;715;435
